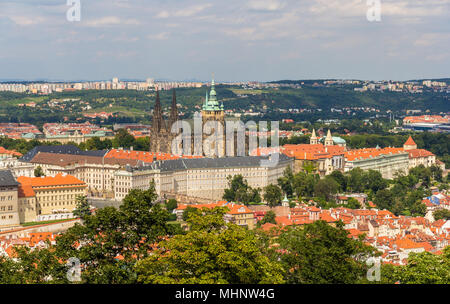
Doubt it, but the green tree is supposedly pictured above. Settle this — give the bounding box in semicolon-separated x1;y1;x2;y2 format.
54;182;178;284
112;129;136;149
263;184;283;207
257;210;277;228
433;209;450;221
346;197;362;209
277;221;376;284
72;195;91;220
135;207;284;284
34;166;44;177
365;170;387;192
393;247;450;284
374;189;395;211
405;190;426;217
330;170;347;192
0;246;70;284
223;175;260;205
277;167;294;197
302;161;317;174
347;168;365;193
314;176;339;201
165;199;178;212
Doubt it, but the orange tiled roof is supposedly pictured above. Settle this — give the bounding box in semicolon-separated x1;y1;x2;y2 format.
17;173;86;188
0;146;22;157
281;144;345;161
407;149;434;158
105;149;203;163
404;136;416;146
345;147;406;161
18;184;35;198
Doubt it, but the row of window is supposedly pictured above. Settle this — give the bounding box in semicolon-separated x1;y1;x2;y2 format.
0;205;13;211
0;195;14;201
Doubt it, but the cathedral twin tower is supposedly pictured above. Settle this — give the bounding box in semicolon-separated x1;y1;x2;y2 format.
150;78;226;156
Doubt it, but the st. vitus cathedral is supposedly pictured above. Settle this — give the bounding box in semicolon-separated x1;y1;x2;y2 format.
150;78;251;158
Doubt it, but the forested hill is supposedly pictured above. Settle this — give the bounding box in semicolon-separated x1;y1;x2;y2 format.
0;84;448;126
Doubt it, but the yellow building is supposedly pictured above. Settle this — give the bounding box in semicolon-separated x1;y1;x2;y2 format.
18;184;38;223
17;174;87;216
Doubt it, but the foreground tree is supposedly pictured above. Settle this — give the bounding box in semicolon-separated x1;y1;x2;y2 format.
276;220;376;284
54;182;180;283
384;247;450;284
135;207;284;284
0;246;70;284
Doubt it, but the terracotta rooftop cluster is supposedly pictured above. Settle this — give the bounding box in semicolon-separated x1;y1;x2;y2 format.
255;202;450;265
43;122;113;136
0;123;42;139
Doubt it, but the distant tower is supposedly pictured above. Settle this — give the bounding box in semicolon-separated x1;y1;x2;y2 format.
152;90;166;133
168;89;179;130
324;130;334;146
201;76;225;157
403;136;417;151
310;129;318;145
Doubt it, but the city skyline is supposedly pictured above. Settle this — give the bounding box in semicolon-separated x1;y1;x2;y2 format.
0;0;449;82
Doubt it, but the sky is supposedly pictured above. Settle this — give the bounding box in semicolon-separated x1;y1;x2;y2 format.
0;0;449;82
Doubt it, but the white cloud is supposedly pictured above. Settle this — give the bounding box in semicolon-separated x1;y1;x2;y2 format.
9;15;46;26
84;16;140;27
156;4;213;18
156;11;170;19
247;0;286;11
414;33;450;46
147;32;170;40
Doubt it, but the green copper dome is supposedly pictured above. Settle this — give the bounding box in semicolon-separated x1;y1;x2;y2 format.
202;76;223;111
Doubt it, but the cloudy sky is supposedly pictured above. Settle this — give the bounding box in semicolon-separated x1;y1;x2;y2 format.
0;0;449;81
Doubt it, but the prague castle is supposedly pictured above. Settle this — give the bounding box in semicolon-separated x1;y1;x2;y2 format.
149;77;240;158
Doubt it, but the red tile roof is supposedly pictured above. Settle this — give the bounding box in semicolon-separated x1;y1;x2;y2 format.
404;136;416;146
17;173;86;188
18;184;35;198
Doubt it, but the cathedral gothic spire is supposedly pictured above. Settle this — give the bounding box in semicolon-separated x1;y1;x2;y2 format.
152;89;166;133
310;129;318;145
325;129;334;146
169;89;179;129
